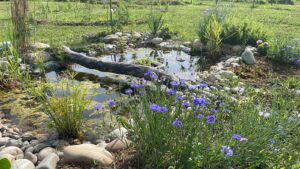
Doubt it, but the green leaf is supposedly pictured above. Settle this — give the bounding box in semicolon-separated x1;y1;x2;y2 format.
0;158;11;169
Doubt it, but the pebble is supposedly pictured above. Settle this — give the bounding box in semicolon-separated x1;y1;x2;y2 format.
38;147;56;161
11;159;35;169
36;153;59;169
24;151;38;164
0;146;24;159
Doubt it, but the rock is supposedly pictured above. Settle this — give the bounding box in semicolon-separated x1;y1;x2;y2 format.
104;44;116;51
33;143;51;153
232;45;242;54
6;139;22;148
51;140;69;148
183;41;191;47
104;34;120;43
36;153;59;169
123;33;131;37
0;153;15;163
63;144;113;166
180;45;191;53
31;42;50;50
0;137;10;146
0;61;9;70
151;38;163;45
192;39;203;52
105;139;130;153
0;146;24;159
44;61;63;72
11;159;35;169
132;32;142;39
25;51;55;64
25;152;38;164
219;70;234;79
241;48;256;65
25;146;34;153
224;57;240;67
231;87;245;95
109;127;128;140
21;141;31;151
38;147;56;161
115;32;122;37
22;132;35;142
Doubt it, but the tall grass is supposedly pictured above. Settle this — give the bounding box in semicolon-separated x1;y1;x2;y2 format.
147;12;164;36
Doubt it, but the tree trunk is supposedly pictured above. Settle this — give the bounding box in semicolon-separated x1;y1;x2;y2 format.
62;46;177;86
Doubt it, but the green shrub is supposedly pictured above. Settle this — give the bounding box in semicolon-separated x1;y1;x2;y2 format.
257;42;269;56
119;75;300;168
221;17;268;46
40;79;91;139
158;26;178;40
203;16;222;58
147;12;165;36
269;38;300;64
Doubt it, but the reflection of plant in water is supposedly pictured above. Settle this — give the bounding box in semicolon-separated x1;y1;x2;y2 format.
132;53;137;60
119;54;125;62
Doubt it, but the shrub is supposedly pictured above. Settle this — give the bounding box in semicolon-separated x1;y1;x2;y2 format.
221;17;268;46
119;73;300;168
147;12;165;36
40;79;91;139
269;38;300;64
203;16;222;58
257;42;269;56
158;26;178;40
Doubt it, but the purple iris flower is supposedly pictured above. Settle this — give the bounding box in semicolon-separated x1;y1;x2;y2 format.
130;83;140;89
176;95;184;101
188;85;197;91
206;115;216;124
166;89;176;96
149;104;168;113
108;99;116;107
144;70;158;79
221;146;233;157
172;118;182;128
93;104;102;111
232;134;242;141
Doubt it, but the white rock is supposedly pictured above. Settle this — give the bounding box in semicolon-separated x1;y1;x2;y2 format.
31;42;50;50
192;39;203;51
219;70;234;78
232;45;242;54
38;147;56;161
151;38;163;45
0;146;24;159
0;137;10;146
241;48;256;65
25;152;38;164
109;127;128;140
115;32;122;37
11;159;35;169
132;32;142;39
63;144;113;166
0;153;16;163
36;153;59;169
104;34;120;43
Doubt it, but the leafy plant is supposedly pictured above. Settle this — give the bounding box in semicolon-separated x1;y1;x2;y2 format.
147;12;164;36
203;16;222;58
257;42;269;56
0;158;11;169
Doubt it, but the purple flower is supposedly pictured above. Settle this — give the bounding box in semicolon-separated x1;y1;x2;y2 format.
144;70;158;79
139;90;145;95
211;108;217;114
232;134;242;141
171;80;180;87
193;97;210;108
176;95;184;101
199;82;208;89
296;90;300;94
188;85;197;91
108;99;116;107
221;146;233;157
269;138;276;145
130;83;140;89
93;104;102;111
172;118;182;128
182;102;190;108
125;88;133;94
149;104;168;113
206;115;216;124
166;89;176;96
197;114;204;119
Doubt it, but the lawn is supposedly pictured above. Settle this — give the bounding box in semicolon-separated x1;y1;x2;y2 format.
0;1;300;45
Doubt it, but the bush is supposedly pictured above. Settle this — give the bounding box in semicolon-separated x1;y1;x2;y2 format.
203;16;222;58
221;17;268;46
119;73;300;168
257;42;269;56
158;26;178;40
269;38;300;64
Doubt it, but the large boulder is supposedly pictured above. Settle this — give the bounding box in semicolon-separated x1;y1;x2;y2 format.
0;146;24;159
104;34;120;43
11;159;35;169
36;153;59;169
241;48;256;65
62;144;113;166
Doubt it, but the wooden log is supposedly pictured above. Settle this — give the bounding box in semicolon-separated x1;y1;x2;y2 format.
62;46;177;85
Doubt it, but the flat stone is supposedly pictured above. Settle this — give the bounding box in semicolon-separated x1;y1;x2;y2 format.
105;138;130;153
36;153;59;169
151;38;163;45
0;146;24;159
38;147;56;161
12;159;35;169
104;34;120;43
25;151;38;164
63;144;113;166
22;132;35;142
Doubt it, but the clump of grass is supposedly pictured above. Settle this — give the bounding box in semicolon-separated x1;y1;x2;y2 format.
147;12;165;36
37;79;91;139
203;15;222;58
118;71;300;168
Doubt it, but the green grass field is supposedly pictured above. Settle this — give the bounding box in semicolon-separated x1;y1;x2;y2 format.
0;1;300;45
